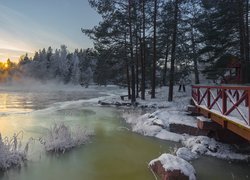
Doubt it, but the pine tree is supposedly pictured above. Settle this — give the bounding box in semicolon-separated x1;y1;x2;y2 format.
168;0;179;102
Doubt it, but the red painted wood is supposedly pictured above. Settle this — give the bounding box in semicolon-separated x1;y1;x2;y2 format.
192;85;250;126
209;90;222;111
248;89;250;125
222;89;227;114
207;88;211;107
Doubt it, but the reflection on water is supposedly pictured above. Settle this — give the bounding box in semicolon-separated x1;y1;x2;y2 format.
0;90;103;113
0;93;33;113
0;90;249;180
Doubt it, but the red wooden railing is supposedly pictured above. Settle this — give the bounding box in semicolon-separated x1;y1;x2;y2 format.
192;85;250;126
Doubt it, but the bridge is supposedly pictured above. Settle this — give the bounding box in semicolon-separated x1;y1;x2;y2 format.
191;85;250;142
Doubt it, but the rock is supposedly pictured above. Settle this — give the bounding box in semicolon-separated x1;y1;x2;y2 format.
176;147;198;161
98;100;110;105
150;161;189;180
152;119;165;128
149;154;196;180
169;123;210;136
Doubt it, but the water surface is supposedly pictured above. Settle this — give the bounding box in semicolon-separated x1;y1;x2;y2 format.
0;88;249;180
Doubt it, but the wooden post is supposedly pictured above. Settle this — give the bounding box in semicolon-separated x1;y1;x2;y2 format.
248;88;250;125
245;90;248;107
207;88;211;108
222;88;227;114
235;90;239;101
197;87;200;105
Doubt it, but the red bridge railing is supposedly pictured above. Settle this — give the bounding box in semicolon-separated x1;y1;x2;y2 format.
192;85;250;126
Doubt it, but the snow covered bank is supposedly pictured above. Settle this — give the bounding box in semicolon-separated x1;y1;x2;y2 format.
149;153;196;180
183;136;250;161
0;132;31;170
98;86;191;109
41;123;94;153
116;86;250;162
122;105;250;161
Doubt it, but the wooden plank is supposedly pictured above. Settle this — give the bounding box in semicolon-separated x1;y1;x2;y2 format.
197;106;250;142
197;116;221;130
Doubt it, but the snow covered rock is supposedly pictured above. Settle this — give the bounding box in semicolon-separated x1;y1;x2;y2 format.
149;153;196;180
183;136;250;161
183;136;218;155
155;129;185;142
176;147;198;161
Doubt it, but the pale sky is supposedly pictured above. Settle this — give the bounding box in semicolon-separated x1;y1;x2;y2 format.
0;0;101;62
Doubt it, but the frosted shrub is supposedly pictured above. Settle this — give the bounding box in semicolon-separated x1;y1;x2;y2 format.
41;123;93;153
0;132;31;171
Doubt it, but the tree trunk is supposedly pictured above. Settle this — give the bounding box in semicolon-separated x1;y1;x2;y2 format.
136;36;140;98
239;0;246;83
162;43;169;86
141;0;146;100
245;0;250;82
135;12;140;98
126;63;131;99
124;33;131;99
191;20;200;84
151;0;157;99
168;0;179;102
129;0;136;103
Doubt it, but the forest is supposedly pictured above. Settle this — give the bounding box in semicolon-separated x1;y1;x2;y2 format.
1;0;249;103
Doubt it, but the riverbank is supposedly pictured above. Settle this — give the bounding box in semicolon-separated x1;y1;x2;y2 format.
98;86;250;162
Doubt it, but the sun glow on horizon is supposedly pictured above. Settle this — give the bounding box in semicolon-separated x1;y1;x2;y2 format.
0;54;20;63
0;49;34;63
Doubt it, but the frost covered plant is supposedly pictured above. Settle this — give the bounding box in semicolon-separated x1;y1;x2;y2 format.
41;123;93;153
0;132;31;171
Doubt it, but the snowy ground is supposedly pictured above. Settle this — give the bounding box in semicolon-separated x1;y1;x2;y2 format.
100;85;250;162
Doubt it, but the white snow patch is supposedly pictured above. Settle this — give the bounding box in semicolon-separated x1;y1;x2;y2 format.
176;147;198;161
0;132;31;170
183;136;250;160
155;129;184;142
197;116;211;122
41;123;93;153
149;153;196;180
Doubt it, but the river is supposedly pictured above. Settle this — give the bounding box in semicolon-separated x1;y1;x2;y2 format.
0;86;249;180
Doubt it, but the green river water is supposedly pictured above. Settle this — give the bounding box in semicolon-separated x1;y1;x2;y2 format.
0;89;249;180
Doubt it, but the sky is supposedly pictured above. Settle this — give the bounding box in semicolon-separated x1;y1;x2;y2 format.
0;0;101;62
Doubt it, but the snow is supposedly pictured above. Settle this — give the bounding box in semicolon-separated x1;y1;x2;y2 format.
118;86;250;161
0;132;30;170
149;153;196;180
176;147;198;161
155;129;184;142
197;116;211;122
41;123;93;153
183;136;250;161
